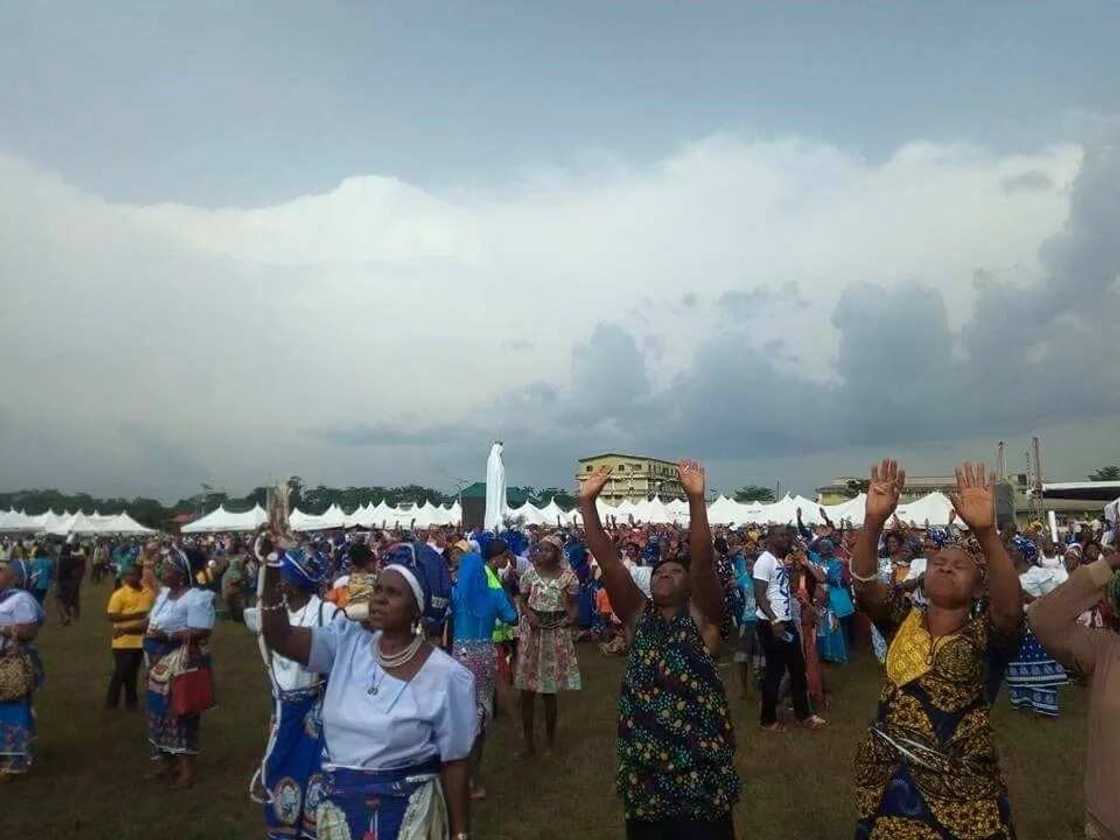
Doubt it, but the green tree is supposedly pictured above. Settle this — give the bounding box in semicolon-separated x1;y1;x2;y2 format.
536;488;577;509
844;479;870;498
1088;465;1120;481
733;485;776;503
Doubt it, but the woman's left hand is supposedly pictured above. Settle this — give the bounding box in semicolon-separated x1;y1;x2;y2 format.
949;462;997;533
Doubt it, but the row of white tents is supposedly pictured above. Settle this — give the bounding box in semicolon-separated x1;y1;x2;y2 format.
178;490;961;532
1;491;962;537
0;508;156;536
180;500;467;534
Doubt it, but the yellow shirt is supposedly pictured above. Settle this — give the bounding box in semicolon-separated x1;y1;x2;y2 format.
107;585;155;650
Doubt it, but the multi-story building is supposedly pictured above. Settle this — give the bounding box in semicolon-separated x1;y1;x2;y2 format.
575;453;685;504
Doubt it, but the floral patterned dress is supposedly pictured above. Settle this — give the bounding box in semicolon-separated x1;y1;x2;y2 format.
617;602;740;823
855;588;1022;840
513;567;581;694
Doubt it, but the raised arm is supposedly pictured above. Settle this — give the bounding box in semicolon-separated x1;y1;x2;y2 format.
679;460;724;627
1029;553;1119;674
852;459;906;617
578;467;645;624
819;507;835;532
949;462;1021;637
796;508;812;541
258;541;312;665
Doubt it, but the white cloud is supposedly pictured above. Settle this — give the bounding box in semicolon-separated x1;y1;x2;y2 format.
0;136;1085;497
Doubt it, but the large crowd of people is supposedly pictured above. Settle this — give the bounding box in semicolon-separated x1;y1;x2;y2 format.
1;458;1119;840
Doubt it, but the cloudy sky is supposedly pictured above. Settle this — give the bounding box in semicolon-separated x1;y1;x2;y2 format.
3;2;1120;502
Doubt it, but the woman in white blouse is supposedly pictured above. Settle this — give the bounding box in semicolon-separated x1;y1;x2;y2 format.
261;537;476;840
142;546;216;788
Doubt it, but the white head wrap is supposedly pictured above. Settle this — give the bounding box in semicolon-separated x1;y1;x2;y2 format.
383;563;425;612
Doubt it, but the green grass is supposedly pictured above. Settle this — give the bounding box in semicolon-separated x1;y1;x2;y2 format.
6;581;1089;839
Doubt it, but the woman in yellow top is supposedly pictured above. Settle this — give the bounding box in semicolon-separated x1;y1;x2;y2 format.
105;562;155;710
850;461;1023;840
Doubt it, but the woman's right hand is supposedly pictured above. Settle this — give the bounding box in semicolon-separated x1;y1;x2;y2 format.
579;467;612;502
865;459;905;527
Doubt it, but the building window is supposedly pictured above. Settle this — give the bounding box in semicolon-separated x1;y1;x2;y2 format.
585;465;592;472
618;464;626;472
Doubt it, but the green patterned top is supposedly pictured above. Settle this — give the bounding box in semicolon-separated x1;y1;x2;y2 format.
617;601;740;821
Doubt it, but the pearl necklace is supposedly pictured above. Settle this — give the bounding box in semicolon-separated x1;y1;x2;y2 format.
368;633;423;695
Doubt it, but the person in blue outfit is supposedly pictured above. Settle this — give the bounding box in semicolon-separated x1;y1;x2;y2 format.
246;548;341;839
28;545;54;607
260;533;475;840
813;540;851;664
450;541;517;801
0;558;46;780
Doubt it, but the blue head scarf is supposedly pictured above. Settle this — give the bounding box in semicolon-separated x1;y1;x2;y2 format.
565;541;590;582
1012;535;1039;565
456;551;492;621
280;548;326;592
385;542;451;633
1;558;46;622
4;558;32;591
502;529;529;559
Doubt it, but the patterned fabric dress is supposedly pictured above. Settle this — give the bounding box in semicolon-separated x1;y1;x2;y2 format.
855;588;1022;840
0;589;44;775
514;567;581;694
617;602;740;825
1006;567;1067;717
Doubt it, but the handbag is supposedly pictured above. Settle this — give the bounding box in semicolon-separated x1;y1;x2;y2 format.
171;647;216;716
0;650;34;702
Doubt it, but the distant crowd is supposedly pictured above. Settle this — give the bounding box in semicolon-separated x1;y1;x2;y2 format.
1;460;1118;840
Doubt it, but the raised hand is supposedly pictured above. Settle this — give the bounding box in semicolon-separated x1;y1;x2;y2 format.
579;467;613;502
949;462;996;533
865;459;906;526
677;460;706;499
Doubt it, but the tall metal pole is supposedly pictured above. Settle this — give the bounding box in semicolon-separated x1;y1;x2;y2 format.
1032;436;1045;522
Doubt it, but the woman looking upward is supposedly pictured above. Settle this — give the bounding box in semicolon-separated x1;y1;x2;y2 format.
580;460;739;840
850;460;1022;839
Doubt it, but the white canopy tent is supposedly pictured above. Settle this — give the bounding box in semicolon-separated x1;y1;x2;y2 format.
894;492;959;527
181;504;268;533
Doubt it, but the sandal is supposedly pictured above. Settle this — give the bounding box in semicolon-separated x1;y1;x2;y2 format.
759;722;787;733
801;715;828;731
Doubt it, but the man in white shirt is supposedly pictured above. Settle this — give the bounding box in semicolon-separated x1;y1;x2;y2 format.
753;527;825;731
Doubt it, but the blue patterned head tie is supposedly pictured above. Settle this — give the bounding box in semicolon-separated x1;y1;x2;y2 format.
1012;535;1039;565
927;528;949;549
279;548;326;592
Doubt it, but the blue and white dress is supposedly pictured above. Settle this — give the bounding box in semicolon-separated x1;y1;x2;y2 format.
304;619;477;840
144;587;216;755
1008;565;1069;717
247;596;341;839
0;588;44;775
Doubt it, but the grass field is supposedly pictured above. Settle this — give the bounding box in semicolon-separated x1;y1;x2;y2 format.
4;580;1090;839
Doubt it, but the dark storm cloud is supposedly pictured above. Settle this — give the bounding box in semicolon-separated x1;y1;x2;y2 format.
314;423;473;448
386;135;1120;472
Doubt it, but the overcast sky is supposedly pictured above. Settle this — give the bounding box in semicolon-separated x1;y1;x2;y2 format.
2;2;1119;502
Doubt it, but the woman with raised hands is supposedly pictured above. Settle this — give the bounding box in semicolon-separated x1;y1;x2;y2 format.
259;533;475;840
581;460;739;840
850;460;1023;840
